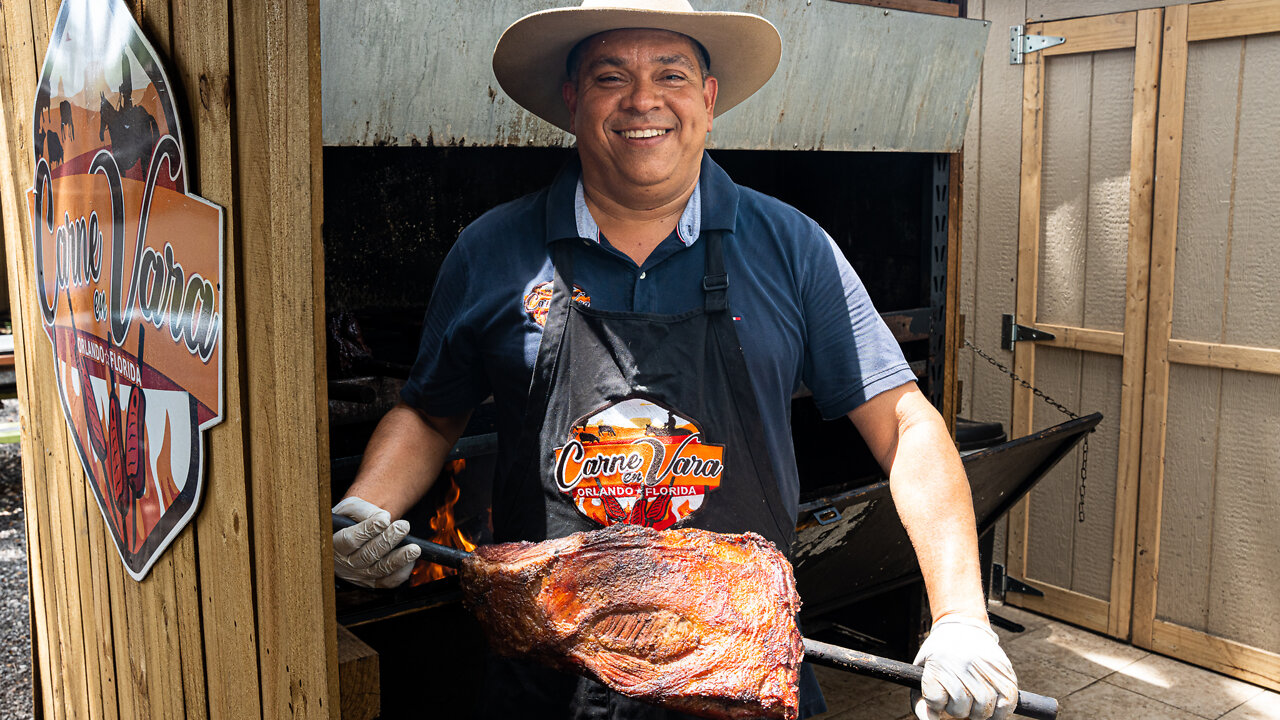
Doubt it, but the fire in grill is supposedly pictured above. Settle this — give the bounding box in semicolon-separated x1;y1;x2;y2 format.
408;464;477;586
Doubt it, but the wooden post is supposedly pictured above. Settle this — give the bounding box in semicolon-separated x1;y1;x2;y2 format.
0;1;336;717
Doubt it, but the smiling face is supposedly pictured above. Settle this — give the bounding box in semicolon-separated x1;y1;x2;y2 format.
562;29;718;207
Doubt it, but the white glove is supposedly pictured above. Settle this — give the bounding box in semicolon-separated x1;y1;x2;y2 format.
911;615;1018;720
332;496;421;589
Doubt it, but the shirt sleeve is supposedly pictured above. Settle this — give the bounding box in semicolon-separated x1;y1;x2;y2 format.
399;239;492;417
801;229;917;420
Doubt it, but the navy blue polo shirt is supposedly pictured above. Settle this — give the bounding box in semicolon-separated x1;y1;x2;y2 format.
402;153;915;521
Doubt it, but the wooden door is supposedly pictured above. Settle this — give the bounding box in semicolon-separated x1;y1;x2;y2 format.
1008;0;1280;689
1132;0;1280;691
1007;8;1163;639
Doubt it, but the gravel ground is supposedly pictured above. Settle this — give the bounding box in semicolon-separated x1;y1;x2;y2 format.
0;398;32;720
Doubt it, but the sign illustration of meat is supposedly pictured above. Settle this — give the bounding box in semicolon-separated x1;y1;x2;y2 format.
28;0;225;580
554;398;724;529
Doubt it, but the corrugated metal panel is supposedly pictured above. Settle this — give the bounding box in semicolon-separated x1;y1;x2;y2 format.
320;0;989;151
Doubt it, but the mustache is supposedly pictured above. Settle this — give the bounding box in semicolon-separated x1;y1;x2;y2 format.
609;113;675;129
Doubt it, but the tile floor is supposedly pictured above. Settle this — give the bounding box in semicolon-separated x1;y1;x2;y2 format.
813;603;1280;720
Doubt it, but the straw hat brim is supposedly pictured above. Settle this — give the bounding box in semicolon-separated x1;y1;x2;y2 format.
492;8;781;133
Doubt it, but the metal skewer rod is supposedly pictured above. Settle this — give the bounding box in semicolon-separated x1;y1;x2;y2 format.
331;514;1058;719
802;637;1057;720
331;512;468;569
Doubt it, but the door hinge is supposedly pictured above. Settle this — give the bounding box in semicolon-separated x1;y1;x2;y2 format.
991;562;1046;602
1001;314;1056;351
1010;25;1066;64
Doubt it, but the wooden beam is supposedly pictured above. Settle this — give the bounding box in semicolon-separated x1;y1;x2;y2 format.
174;534;211;720
828;0;961;18
1031;324;1124;356
113;3;208;714
1167;339;1280;376
232;0;338;714
81;508;120;720
1132;2;1189;650
0;6;62;717
337;625;380;720
128;2;207;713
944;150;963;432
1013;27;1046;439
1040;11;1138;56
1005;580;1110;634
1188;0;1280;42
101;525;135;720
23;1;94;716
120;562;156;719
64;417;107;720
1150;619;1280;692
168;0;266;716
1007;26;1046;581
1109;6;1163;642
145;557;192;718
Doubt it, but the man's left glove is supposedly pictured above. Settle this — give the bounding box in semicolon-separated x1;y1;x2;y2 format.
910;615;1018;720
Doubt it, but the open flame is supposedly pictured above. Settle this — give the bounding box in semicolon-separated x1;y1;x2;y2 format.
409;459;476;586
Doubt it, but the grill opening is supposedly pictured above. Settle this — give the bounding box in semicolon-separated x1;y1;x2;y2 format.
324;145;948;715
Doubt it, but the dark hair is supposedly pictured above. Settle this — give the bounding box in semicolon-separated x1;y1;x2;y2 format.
565;31;712;83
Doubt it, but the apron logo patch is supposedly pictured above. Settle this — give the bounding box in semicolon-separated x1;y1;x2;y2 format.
552;398;723;530
523;281;590;326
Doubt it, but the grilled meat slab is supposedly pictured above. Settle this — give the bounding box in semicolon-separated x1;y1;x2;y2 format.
459;524;803;720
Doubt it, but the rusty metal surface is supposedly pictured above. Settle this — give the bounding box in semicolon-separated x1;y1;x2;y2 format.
321;0;989;151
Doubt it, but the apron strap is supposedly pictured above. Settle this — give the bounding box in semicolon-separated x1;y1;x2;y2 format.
703;231;797;550
702;231;729;313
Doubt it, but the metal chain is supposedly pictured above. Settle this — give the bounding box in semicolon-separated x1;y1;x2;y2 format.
963;339;1090;523
1078;434;1089;523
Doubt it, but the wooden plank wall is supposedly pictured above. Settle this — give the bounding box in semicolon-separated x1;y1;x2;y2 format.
1146;14;1280;665
1129;2;1280;689
960;5;1213;432
0;0;336;717
965;1;1280;688
1024;0;1185;21
970;4;1167;639
1020;38;1134;605
959;0;1156;617
960;0;1125;591
958;0;1024;577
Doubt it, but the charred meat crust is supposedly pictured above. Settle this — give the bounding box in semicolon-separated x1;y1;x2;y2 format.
460;524;803;720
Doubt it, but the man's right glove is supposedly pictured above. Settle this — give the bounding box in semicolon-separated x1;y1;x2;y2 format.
332;496;420;589
911;615;1019;720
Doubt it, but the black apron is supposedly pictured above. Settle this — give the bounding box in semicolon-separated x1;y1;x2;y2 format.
480;232;825;719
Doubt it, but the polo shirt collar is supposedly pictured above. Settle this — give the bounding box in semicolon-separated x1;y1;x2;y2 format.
544;152;740;245
574;178;701;246
697;152;739;234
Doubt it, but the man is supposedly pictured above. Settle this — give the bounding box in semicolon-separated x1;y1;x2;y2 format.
333;2;1018;719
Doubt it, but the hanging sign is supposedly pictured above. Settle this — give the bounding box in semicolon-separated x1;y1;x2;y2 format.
27;0;224;580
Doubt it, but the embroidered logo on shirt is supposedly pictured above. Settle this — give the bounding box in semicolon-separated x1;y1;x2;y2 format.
552;397;723;530
523;281;591;327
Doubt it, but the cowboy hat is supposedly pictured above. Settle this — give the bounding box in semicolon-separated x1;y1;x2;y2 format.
492;0;782;133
